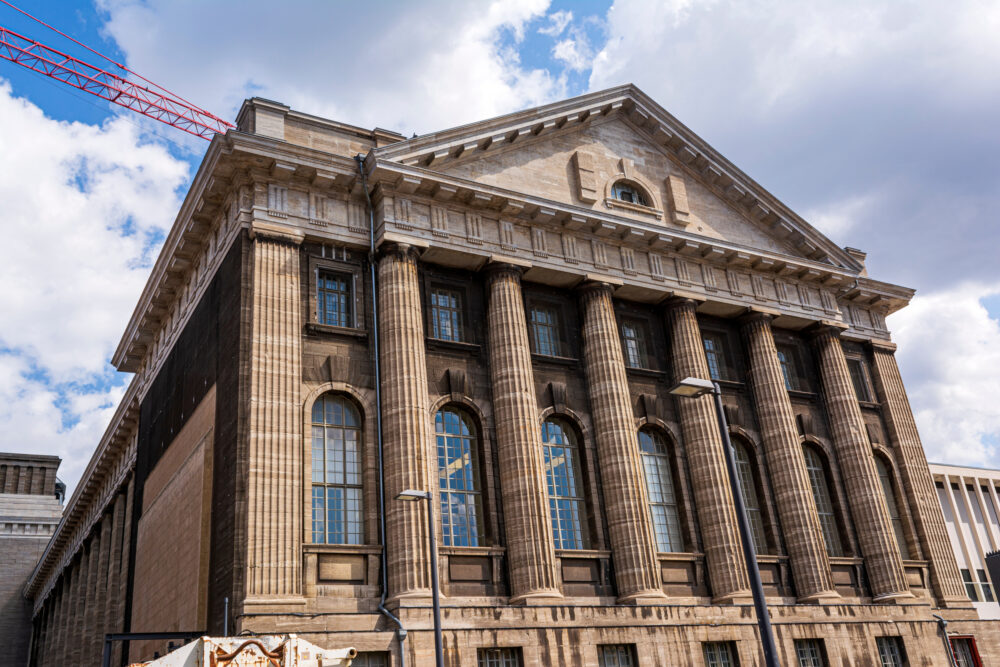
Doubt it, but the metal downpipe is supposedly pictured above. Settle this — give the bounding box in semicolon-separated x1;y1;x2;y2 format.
355;153;407;667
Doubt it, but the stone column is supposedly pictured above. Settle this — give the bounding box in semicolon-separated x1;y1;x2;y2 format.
245;222;304;599
378;243;433;602
484;263;562;602
869;343;970;607
739;313;838;602
578;281;665;602
809;326;910;601
663;298;750;602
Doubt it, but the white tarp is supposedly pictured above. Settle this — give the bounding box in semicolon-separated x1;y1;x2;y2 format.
128;634;357;667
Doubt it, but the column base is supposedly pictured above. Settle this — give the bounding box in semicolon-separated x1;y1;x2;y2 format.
796;590;842;605
872;590;916;605
617;589;670;605
937;594;977;610
509;589;564;606
385;590;439;609
711;590;754;605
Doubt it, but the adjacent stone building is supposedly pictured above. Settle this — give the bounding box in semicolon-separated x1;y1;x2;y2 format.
23;85;1000;666
929;462;1000;623
1;453;63;667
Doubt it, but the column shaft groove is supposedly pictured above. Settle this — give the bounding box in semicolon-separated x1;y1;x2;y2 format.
579;283;664;601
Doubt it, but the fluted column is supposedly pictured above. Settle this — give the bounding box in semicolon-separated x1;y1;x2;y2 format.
578;282;665;602
869;343;970;607
378;243;433;602
245;222;304;599
485;263;562;602
740;313;838;602
663;298;750;602
809;326;910;600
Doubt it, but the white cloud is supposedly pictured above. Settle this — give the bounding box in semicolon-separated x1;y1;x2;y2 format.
539;9;573;36
889;284;1000;467
0;80;189;494
97;0;565;135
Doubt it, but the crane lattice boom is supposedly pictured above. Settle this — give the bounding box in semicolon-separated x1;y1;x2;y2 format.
0;24;232;140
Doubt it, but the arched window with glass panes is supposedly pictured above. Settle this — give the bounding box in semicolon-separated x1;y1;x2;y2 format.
434;406;484;547
803;444;844;557
541;418;590;550
874;454;911;560
733;439;770;555
638;427;684;552
310;393;363;545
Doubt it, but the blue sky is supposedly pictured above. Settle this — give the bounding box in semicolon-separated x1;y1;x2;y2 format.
1;0;999;495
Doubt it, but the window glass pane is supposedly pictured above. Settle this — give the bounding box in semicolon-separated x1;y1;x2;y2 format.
703;334;726;381
353;653;389;667
530;305;561;357
317;271;352;327
621;320;648;369
777;348;794;390
436;407;483;547
795;639;825;667
431;288;463;342
735;443;769;555
847;358;873;402
542;419;588;550
703;642;736;667
599;644;636;667
804;446;844;556
311;394;363;545
478;648;522;667
639;429;683;552
951;638;977;667
876;637;905;667
875;457;910;559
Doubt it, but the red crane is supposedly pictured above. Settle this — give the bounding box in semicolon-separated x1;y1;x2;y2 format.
0;2;232;140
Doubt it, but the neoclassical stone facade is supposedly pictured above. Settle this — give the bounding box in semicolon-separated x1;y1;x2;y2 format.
23;86;1000;666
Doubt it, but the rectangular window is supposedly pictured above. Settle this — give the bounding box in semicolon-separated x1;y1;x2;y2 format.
795;639;826;667
702;333;728;381
846;357;874;402
352;653;389;667
876;636;907;667
703;642;738;667
950;637;981;667
977;569;995;602
530;304;562;357
478;648;522;667
430;287;464;342
317;270;353;327
599;644;637;667
621;319;650;369
962;568;980;602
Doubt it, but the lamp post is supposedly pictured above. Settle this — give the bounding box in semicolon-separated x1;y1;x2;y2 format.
669;376;781;667
395;489;444;667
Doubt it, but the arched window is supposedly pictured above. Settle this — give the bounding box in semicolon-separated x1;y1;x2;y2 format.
734;440;769;555
875;455;910;559
611;180;650;207
435;407;484;547
311;393;363;545
803;445;844;557
638;428;684;552
541;418;589;550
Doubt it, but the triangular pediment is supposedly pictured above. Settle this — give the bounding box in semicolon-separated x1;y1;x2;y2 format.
375;85;860;270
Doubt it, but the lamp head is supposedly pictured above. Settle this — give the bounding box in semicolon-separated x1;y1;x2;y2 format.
395;489;431;501
668;376;716;398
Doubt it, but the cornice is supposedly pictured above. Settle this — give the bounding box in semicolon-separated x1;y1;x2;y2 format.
24;376;139;608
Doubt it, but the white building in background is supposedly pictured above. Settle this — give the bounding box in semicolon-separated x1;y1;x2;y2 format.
929;463;1000;620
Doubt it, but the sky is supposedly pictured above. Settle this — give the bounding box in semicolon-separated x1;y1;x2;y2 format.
1;0;998;497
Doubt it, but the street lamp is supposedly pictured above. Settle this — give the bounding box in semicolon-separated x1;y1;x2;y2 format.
669;377;781;667
395;489;444;667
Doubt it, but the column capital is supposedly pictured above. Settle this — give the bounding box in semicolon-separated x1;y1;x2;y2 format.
736;309;774;328
249;220;305;245
575;279;615;300
662;295;700;313
376;240;421;262
482;260;525;282
806;321;848;343
868;339;898;353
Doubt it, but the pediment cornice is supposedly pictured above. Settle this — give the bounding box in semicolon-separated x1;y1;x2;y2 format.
375;84;861;272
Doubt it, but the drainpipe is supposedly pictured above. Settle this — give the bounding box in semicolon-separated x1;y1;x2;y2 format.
355;153;407;667
933;614;957;667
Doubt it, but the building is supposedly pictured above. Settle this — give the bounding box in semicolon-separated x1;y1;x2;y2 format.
1;453;63;666
23;85;1000;666
929;462;1000;621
